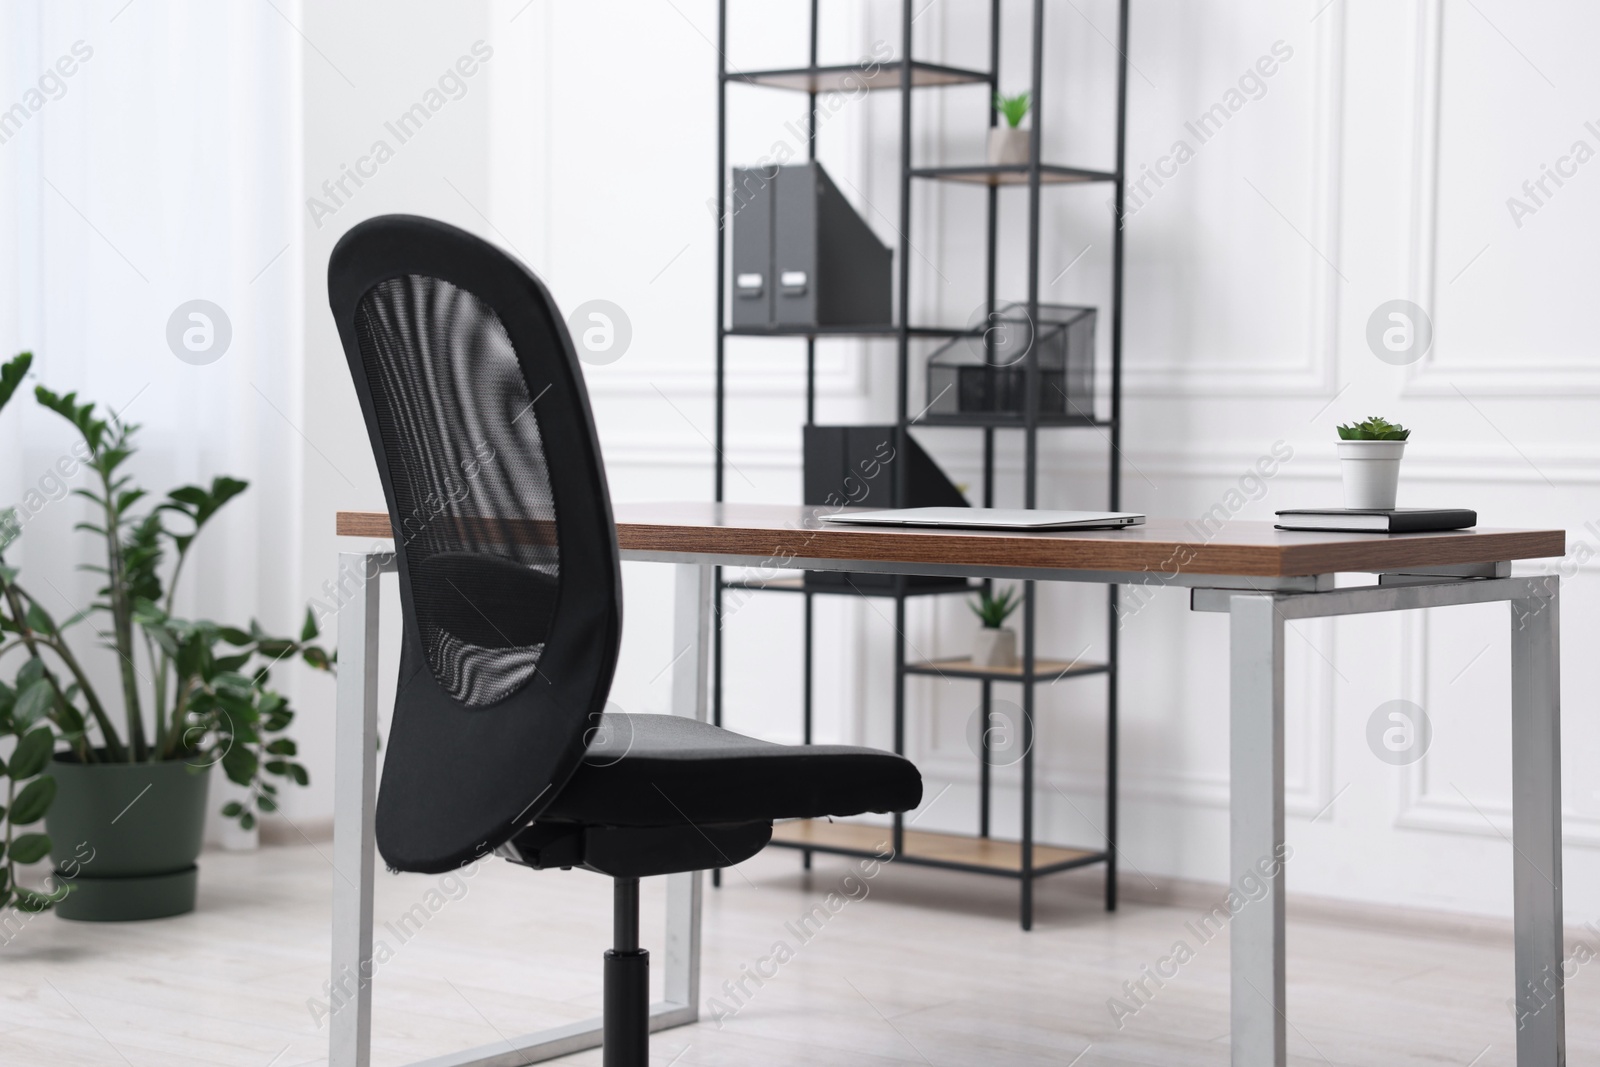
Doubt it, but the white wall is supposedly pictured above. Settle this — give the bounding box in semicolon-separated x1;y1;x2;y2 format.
462;0;1600;923
0;0;303;846
291;0;495;826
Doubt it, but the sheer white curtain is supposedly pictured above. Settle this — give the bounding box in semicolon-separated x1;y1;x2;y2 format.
0;1;303;845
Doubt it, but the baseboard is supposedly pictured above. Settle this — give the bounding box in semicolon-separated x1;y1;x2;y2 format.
1114;872;1530;947
259;814;335;846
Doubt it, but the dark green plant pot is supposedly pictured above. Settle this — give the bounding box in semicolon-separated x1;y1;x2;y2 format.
45;754;212;922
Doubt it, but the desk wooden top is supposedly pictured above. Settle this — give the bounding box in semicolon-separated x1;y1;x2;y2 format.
336;502;1565;579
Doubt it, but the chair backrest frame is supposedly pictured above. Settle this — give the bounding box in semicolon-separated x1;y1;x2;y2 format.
328;214;622;874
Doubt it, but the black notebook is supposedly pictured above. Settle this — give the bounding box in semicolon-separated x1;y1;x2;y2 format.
1275;508;1477;534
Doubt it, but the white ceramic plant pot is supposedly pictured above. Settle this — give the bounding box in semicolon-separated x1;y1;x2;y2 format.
972;627;1018;668
1338;440;1406;510
987;127;1030;166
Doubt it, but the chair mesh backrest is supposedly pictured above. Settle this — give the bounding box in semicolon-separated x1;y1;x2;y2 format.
354;275;560;708
331;215;621;873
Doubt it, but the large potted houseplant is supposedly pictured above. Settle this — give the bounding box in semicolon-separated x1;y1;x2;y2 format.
1337;416;1410;509
0;352;332;921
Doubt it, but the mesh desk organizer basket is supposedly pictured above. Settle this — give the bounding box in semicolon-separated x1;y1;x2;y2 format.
925;302;1096;420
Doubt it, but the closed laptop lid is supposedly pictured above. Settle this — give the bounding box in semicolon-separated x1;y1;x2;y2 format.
822;507;1145;530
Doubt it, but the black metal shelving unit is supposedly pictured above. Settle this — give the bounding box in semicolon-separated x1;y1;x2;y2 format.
711;0;1130;931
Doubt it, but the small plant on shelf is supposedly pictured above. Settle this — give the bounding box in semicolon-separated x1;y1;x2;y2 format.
968;585;1020;669
969;585;1020;629
993;91;1031;128
988;92;1032;166
1337;416;1410;441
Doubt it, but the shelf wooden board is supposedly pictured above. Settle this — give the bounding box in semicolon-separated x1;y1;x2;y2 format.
911;163;1119;186
904;656;1108;681
729;61;988;94
770;819;1100;873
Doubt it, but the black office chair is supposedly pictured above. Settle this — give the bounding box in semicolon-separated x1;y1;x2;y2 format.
327;215;922;1067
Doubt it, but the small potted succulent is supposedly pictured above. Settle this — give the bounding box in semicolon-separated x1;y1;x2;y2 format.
1337;416;1410;509
989;91;1031;166
969;585;1020;668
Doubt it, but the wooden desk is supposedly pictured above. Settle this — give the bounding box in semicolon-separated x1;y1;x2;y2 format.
336;500;1564;580
332;504;1567;1067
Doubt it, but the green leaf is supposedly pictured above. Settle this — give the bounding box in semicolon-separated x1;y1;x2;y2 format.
968;585;1020;628
9;726;54;779
16;656;44;691
300;608;319;643
993;91;1030;127
256;639;293;660
9;832;51;865
220;801;243;817
161;477;248;534
264;738;297;757
213;679;256;704
35;386;106;455
13;887;51;912
56;607;92;631
24;601;56;636
239;811;256;831
221;744;257;787
13;881;69;911
213;652;252;672
14;677;54;729
9;775;57;825
301;646;332;671
218;626;252;646
0;508;20;553
165;485;210;510
144;623;180;659
0;352;32;414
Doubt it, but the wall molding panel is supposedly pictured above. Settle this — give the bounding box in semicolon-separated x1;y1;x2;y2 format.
1394;611;1600;847
1401;0;1600;396
1120;3;1346;399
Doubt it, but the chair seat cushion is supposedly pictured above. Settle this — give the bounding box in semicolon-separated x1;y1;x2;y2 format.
541;713;922;827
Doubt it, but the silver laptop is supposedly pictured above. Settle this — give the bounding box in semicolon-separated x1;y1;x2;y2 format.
821;507;1145;530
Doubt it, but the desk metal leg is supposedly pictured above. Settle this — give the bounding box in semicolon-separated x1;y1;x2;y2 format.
331;551;386;1067
802;590;814;871
1511;581;1564;1065
1229;594;1286;1067
665;564;711;1014
328;553;704;1067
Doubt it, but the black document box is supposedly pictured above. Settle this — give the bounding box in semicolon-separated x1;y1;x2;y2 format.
730;162;892;330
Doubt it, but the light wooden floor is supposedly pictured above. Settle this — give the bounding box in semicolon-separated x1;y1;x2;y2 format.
0;841;1594;1065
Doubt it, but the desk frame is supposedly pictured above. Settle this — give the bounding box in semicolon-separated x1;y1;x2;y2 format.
330;545;1564;1067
